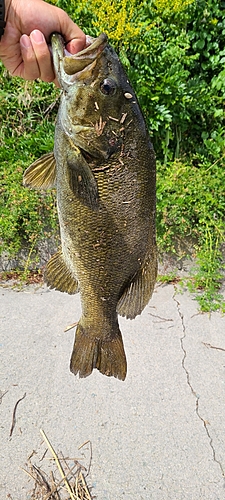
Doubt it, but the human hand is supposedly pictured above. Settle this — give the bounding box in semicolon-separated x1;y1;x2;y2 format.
0;0;86;83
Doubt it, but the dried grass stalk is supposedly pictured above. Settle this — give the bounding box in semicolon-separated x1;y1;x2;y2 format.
22;429;93;500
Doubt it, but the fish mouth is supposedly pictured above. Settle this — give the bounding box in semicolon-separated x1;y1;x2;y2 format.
51;32;108;84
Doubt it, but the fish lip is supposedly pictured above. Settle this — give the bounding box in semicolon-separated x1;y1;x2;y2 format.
51;32;108;85
51;32;65;85
64;33;108;75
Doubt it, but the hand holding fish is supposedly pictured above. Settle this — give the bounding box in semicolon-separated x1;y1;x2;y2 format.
0;0;85;82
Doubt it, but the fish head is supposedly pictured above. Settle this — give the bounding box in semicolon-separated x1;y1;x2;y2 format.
51;32;144;162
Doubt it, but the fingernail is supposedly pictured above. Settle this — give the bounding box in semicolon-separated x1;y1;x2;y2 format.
20;34;31;49
30;30;45;44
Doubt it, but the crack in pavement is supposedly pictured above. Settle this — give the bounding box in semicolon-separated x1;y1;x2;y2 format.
173;288;225;478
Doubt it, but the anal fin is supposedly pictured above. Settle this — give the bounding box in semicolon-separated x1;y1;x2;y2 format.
45;249;79;295
117;247;158;319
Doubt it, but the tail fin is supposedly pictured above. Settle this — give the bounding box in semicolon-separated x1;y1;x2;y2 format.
70;323;127;380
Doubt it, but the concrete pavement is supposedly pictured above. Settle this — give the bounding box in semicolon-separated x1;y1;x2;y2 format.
1;282;225;499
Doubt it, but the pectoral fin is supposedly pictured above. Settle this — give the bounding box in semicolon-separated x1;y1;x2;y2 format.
67;149;99;211
117;247;158;319
23;152;56;189
45;248;79;294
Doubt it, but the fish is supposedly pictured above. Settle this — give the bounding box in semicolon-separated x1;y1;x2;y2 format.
23;32;157;381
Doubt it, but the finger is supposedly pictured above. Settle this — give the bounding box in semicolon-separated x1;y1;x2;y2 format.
57;10;86;54
66;36;87;55
66;36;86;54
30;30;55;82
20;34;41;80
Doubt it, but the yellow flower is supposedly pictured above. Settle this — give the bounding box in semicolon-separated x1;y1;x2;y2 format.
154;0;194;14
75;0;148;46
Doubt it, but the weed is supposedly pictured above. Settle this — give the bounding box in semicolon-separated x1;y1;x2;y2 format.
157;272;180;285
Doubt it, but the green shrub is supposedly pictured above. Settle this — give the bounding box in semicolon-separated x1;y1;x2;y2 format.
0;70;59;259
157;158;225;310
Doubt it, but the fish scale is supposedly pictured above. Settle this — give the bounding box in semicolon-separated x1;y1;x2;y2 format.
23;32;157;380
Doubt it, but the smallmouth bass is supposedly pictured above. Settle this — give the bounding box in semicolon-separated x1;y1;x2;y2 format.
23;33;157;380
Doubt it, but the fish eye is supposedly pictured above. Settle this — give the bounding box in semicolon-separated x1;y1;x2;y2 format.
100;78;117;96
